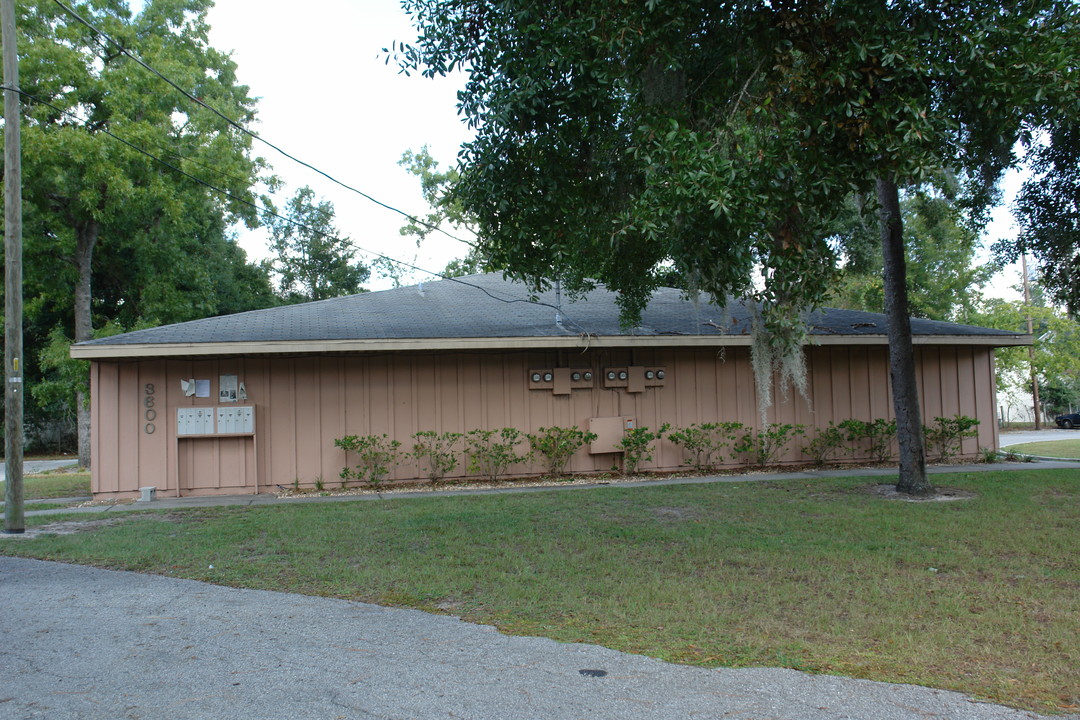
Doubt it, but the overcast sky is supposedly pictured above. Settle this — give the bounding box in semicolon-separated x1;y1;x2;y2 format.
206;0;475;288
203;0;1023;300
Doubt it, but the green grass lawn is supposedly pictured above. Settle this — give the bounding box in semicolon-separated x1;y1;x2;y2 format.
2;469;1077;714
0;472;91;500
1002;439;1080;459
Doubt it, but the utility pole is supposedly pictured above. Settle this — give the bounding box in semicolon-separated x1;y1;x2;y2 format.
3;0;24;534
1021;253;1041;431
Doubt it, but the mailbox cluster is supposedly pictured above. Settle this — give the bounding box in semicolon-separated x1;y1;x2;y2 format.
177;406;255;436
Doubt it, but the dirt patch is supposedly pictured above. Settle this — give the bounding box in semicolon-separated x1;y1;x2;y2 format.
0;517;128;540
868;485;977;502
650;506;704;522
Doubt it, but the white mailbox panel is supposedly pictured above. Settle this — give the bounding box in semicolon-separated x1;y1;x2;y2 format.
177;408;214;435
216;405;254;434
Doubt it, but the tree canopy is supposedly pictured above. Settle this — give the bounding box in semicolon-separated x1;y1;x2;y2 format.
831;192;995;321
399;0;1076;318
1008;122;1080;314
265;186;369;303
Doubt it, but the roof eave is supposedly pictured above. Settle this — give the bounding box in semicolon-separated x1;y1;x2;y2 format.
69;332;1032;360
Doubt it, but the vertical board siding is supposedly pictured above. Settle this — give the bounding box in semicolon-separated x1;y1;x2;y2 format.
89;343;1005;497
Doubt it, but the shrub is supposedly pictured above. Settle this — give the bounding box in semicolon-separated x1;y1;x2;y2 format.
666;422;744;471
527;426;597;476
334;433;402;487
800;422;847;466
735;423;806;466
924;415;980;460
839;418;897;462
411;430;463;483
617;424;668;475
465;428;527;482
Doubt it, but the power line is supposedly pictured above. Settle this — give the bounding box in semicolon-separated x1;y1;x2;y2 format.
49;0;473;249
3;85;592;334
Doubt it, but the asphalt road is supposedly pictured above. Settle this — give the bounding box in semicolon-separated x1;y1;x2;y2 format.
0;459;78;481
999;428;1079;448
0;556;1072;720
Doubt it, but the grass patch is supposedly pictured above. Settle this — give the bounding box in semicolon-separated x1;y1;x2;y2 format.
0;472;91;500
2;470;1077;713
1001;440;1080;459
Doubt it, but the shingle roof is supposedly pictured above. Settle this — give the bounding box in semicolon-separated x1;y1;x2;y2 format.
71;273;1028;359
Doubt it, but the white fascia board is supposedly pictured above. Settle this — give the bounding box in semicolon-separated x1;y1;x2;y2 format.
70;332;1031;360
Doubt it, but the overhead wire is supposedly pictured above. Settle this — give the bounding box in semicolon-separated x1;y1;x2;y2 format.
50;0;474;249
3;84;593;335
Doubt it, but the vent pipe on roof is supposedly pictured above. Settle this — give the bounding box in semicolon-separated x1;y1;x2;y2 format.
417;281;425;297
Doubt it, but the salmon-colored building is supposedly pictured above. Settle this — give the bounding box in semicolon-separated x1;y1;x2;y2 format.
71;274;1029;499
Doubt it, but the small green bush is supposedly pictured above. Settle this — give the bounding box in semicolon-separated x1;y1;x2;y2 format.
839;418;897;462
801;422;847;466
527;426;597;476
666;422;744;471
617;424;668;475
735;423;805;466
411;431;463;483
465;428;527;482
335;433;402;487
924;415;980;460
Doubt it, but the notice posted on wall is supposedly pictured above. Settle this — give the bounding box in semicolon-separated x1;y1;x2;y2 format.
195;379;211;398
219;374;238;403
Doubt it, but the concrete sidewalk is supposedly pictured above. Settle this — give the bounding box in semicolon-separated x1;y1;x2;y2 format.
1;556;1072;720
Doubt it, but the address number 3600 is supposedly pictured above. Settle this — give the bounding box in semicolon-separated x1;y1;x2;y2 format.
143;383;157;434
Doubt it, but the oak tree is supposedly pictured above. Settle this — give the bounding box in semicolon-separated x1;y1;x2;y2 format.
398;0;1079;494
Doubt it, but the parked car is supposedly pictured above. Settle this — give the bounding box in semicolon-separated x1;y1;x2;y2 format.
1055;413;1080;429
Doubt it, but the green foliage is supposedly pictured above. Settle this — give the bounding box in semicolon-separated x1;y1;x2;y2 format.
831;193;996;321
924;416;980;461
617;425;667;475
397;0;1079;373
970;294;1080;401
800;422;848;466
1008;121;1080;314
464;428;527;482
265;186;369;303
666;422;744;472
839;418;898;462
411;431;463;483
334;434;403;487
526;426;597;476
735;424;806;467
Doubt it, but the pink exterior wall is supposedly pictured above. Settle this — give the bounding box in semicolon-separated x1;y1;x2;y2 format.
89;344;1000;498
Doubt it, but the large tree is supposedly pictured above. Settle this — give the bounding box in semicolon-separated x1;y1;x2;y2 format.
399;0;1079;494
6;0;272;464
265;186;369;303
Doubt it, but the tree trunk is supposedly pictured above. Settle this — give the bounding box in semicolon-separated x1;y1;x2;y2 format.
74;220;99;469
877;176;931;495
